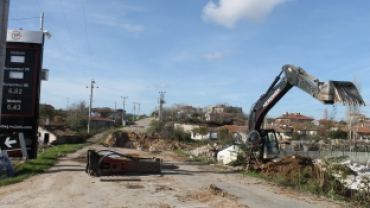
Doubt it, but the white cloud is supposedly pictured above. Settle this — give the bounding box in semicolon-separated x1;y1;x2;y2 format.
153;83;171;88
202;49;238;60
121;23;144;31
203;52;223;60
202;0;293;28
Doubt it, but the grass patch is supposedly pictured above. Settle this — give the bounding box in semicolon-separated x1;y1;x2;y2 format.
75;127;113;142
0;144;86;186
240;170;268;179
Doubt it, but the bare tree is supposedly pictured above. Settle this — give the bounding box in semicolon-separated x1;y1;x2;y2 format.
66;100;88;129
346;75;361;123
345;75;361;150
323;108;328;120
329;105;337;121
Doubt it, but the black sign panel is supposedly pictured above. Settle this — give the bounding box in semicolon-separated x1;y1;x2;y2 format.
0;118;37;155
2;49;39;117
1;42;43;159
0;134;21;151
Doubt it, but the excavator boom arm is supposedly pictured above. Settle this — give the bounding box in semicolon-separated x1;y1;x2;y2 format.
248;64;365;145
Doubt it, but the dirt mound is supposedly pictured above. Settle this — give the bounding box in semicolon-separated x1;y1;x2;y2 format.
105;131;191;151
263;155;316;181
261;155;353;199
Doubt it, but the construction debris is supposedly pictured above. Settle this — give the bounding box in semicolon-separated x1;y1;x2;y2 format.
105;131;191;152
190;144;222;161
85;150;162;177
321;158;370;193
176;184;240;203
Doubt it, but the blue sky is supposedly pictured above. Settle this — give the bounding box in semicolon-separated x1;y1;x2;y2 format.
7;0;370;120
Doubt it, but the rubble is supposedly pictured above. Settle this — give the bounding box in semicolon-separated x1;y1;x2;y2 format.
319;157;370;194
105;131;191;152
189;144;222;161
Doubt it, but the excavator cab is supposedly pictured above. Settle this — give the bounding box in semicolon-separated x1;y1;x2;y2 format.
259;130;279;160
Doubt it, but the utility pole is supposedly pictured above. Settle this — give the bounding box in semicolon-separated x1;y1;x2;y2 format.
87;79;97;133
158;91;166;122
0;0;10;123
66;97;69;110
348;106;352;152
137;103;141;119
133;102;138;121
114;101;116;126
121;96;127;125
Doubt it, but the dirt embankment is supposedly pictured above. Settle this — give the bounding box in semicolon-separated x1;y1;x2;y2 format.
104;131;192;152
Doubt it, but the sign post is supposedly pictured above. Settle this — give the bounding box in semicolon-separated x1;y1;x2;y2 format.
0;30;45;159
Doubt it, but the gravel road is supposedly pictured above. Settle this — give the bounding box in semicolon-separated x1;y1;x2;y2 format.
0;118;349;208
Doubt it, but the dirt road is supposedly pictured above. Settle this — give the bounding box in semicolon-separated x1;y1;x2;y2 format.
0;119;349;208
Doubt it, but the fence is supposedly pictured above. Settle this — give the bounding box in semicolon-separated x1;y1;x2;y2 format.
279;143;370;164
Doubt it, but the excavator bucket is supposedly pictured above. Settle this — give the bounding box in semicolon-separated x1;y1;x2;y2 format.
318;81;365;106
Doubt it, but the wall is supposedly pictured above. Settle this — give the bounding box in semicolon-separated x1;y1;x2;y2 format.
280;150;370;164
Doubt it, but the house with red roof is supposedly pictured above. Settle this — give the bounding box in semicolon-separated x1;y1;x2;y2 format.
275;112;314;126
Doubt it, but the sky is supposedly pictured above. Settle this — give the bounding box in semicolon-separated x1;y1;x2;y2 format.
6;0;370;121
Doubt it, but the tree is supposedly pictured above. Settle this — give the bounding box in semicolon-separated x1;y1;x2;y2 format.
147;120;164;133
39;104;55;120
217;127;232;145
317;121;333;138
329;105;337;121
66;100;88;130
346;75;361;140
195;126;209;139
54;109;68;124
329;129;347;140
293;125;301;140
292;132;300;140
147;120;189;141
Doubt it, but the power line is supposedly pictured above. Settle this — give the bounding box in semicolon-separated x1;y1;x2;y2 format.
35;0;80;81
81;0;94;78
9;17;39;21
57;0;87;76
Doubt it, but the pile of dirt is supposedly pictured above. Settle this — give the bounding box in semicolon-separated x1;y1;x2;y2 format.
262;155;317;182
176;184;246;207
105;131;191;151
261;155;353;199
